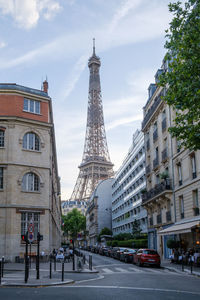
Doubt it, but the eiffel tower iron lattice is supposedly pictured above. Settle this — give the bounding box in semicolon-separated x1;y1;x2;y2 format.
70;40;114;202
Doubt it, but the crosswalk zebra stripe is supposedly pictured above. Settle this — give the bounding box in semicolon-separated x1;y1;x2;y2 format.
115;267;130;273
128;267;144;273
102;268;114;273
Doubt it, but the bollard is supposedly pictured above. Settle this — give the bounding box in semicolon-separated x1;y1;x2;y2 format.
83;255;85;264
62;262;64;282
190;260;193;274
1;257;4;278
0;260;1;285
49;261;52;279
89;255;92;270
54;256;56;271
182;259;184;272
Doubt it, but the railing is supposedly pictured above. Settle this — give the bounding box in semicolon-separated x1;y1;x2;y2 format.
142;95;162;130
162;118;166;131
157;214;162;224
142;179;172;203
166;211;171;222
146;165;151;175
153;157;159;169
162;148;168;162
153;129;158;142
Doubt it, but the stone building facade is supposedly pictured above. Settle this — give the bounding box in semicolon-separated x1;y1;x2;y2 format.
61;200;87;216
86;178;113;246
112;130;147;236
0;82;61;261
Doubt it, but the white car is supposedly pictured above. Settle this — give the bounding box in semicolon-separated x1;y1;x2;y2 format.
56;253;64;261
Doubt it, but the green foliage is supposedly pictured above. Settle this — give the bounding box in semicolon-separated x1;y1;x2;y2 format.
166;238;179;249
132;219;142;238
160;171;169;180
62;208;86;239
97;227;112;243
113;233;133;241
159;0;200;150
107;239;148;248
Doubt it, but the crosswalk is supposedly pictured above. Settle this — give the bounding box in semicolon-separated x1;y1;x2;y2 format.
100;266;173;275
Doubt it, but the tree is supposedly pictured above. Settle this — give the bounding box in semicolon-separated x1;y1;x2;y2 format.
159;0;200;150
97;227;112;242
62;208;86;239
132;219;141;238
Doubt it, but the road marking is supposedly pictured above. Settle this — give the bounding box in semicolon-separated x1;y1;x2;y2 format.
128;267;144;273
54;285;200;295
76;275;104;283
102;268;114;273
115;267;129;273
95;264;123;268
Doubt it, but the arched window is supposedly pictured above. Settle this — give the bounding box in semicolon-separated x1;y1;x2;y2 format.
23;132;40;151
0;129;5;147
22;172;40;192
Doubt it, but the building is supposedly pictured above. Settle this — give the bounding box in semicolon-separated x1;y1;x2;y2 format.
61;200;87;216
112;130;147;236
86;178;113;246
142;60;200;258
0;81;61;261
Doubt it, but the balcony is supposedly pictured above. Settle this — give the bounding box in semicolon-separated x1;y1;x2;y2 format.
162;118;166;131
146;139;150;151
153;129;158;142
153;157;159;170
166;211;171;222
157;214;162;224
142;179;172;203
146;164;151;175
142;95;162;130
162;148;168;162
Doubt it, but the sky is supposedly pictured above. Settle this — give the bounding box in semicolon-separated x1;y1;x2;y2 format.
0;0;173;199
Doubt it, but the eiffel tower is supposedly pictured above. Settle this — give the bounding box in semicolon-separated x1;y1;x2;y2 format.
70;39;114;203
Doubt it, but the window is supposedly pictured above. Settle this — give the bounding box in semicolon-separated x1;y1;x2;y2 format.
179;196;184;219
0;167;3;189
191;155;197;179
23;132;40;151
23;98;40;114
193;190;199;216
21;212;40;241
0;129;5;147
22;172;40;192
177;164;182;186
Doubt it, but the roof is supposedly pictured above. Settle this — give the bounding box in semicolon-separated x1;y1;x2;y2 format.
0;83;49;98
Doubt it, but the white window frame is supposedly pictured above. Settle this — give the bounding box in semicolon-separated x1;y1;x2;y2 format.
23;98;40;114
22;172;40;192
23;132;40;151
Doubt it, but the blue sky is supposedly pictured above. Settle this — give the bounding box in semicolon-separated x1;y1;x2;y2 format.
0;0;172;199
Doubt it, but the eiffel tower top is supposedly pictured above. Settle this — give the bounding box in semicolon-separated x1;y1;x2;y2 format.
88;38;101;67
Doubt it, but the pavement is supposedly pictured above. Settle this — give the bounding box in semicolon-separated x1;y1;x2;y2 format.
0;256;98;287
161;259;200;277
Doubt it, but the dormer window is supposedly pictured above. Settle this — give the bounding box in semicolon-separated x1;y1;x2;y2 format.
23;98;40;114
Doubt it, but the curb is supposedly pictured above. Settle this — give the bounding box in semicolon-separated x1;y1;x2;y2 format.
0;279;75;288
163;265;200;277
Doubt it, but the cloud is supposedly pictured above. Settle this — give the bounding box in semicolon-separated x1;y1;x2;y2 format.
0;0;62;29
106;114;143;131
0;41;6;48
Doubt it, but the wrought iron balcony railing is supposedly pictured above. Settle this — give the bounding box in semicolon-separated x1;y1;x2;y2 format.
142;179;172;203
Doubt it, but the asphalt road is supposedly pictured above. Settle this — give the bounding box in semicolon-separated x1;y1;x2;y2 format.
1;251;200;300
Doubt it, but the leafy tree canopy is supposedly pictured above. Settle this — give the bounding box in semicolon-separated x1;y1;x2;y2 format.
62;208;86;239
99;227;112;236
159;0;200;150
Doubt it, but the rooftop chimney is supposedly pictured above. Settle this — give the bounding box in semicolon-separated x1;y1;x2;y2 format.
43;79;48;94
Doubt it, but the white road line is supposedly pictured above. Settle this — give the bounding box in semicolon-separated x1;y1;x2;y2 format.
144;268;163;274
128;267;144;273
115;267;129;273
95;264;123;268
102;268;114;274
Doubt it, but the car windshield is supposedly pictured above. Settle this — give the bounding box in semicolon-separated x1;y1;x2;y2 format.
143;250;158;255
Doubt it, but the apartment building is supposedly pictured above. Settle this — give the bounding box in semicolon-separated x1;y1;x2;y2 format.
86;178;113;246
112;130;147;236
0;82;61;261
61;200;87;216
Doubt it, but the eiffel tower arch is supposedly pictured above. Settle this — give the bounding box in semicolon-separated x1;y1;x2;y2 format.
70;40;114;203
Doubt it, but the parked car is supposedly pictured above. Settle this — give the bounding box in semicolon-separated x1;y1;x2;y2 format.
134;249;160;267
104;247;113;257
113;247;127;260
120;249;137;263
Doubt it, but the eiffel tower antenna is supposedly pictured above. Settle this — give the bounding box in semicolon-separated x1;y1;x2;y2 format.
70;39;114;204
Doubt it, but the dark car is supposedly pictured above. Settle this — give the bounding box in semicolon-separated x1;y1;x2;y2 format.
104;247;112;257
134;249;160;267
120;249;137;263
113;247;127;260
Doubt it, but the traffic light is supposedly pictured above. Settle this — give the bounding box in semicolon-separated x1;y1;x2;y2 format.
70;239;73;244
37;232;43;242
21;232;28;243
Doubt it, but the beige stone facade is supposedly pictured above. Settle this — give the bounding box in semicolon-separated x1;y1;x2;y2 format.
0;83;61;261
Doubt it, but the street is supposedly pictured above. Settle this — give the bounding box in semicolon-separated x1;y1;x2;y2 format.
0;251;200;300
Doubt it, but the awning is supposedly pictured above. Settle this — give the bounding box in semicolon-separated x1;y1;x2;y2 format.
158;220;200;236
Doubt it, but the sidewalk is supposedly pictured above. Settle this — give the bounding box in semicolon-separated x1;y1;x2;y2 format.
162;259;200;277
0;257;98;287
